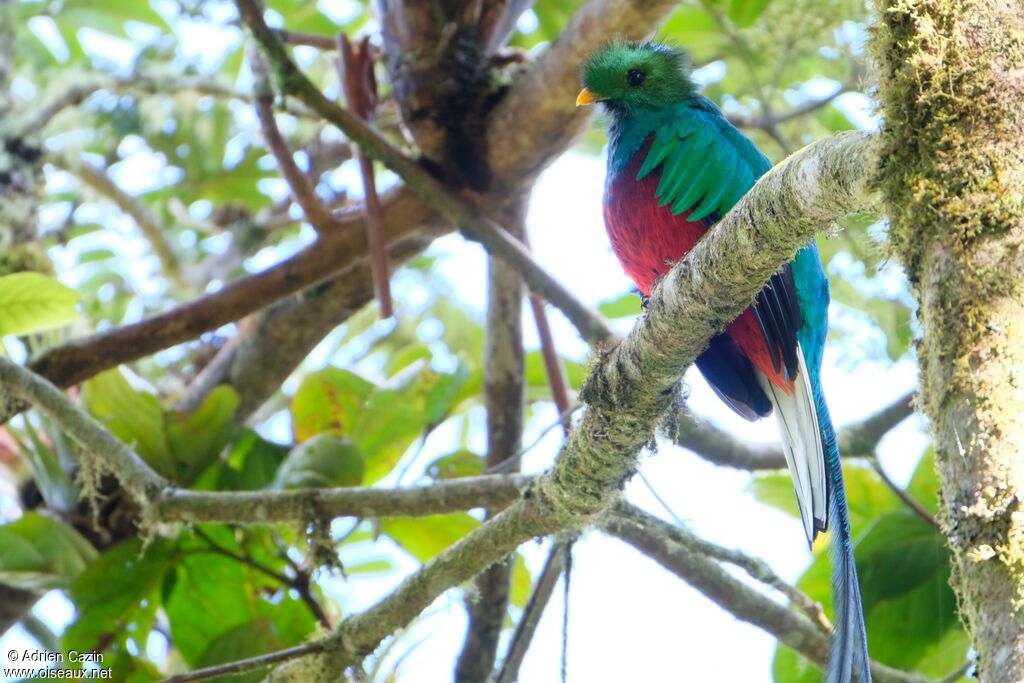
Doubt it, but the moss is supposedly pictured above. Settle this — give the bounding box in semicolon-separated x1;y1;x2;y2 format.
871;0;1024;672
0;242;53;277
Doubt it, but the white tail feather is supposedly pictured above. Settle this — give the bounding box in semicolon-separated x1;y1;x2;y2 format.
756;344;827;545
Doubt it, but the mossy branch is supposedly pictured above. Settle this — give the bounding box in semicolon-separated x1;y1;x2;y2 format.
156;475;532;524
871;1;1024;676
0;356;531;524
602;503;933;683
0;357;168;503
260;131;881;679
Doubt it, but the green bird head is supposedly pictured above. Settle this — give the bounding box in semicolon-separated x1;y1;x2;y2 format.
578;40;696;115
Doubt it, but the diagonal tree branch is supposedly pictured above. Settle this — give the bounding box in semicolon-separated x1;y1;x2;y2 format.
175;222;445;417
494;537;567;683
251;50;336;232
22;189;431;400
258;131;881;680
235;0;615;348
0;350;530;524
602;503;931;683
51;155;185;288
674;389;916;470
0;129;880;679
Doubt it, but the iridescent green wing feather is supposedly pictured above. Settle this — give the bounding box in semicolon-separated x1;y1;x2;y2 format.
637;96;771;220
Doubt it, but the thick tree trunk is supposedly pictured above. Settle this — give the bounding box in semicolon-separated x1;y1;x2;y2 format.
872;1;1024;679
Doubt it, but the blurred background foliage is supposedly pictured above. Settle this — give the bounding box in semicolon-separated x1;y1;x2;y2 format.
0;0;957;681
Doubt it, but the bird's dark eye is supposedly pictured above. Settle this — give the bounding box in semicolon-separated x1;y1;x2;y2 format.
626;69;645;87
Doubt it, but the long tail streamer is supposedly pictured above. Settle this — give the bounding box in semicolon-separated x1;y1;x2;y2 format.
817;390;871;683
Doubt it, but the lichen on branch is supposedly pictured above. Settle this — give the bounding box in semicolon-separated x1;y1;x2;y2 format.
871;1;1024;678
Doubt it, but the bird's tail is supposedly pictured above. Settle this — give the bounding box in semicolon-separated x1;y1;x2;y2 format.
816;389;872;683
759;342;871;682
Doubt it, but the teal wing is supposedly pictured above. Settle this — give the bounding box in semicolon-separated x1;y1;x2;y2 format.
637;97;772;221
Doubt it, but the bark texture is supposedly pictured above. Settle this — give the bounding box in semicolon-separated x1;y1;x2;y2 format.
871;1;1024;679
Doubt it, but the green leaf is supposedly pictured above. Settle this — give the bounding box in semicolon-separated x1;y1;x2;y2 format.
78;248;118;264
856;510;948;612
771;644;822;683
727;0;773;27
81;369;174;478
0;272;80;336
276;433;365;488
773;508;961;679
65;538;173;651
858;510;959;670
426;450;485;480
290;367;376;441
597;292;642;319
355;388;426;483
906;447;940;515
385;343;433;376
750;464;902;539
165;386;240;484
190;620;281;683
660;6;728;59
510;553;532;609
525;351;585;398
380;513;479;562
0;513;97;590
17;418;77;513
165;529;314;665
216;430;289;491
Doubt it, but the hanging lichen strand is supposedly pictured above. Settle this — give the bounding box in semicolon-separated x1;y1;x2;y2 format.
870;1;1024;680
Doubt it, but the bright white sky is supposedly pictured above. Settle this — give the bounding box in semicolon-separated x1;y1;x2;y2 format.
0;5;929;681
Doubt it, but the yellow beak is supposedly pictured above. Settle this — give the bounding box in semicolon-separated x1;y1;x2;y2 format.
576;87;603;107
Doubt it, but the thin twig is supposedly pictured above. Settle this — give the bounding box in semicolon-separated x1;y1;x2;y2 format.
872;458;941;531
529;295;572;428
603;503;931;683
193;527;292;585
234;0;616;347
274;29;337;50
251;50;335;231
159;641;325;683
53;156;184;288
486;404;582;474
494;539;567;683
192;527;331;628
675;390;916;471
336;34;392;318
636;470;686;526
938;661;971;683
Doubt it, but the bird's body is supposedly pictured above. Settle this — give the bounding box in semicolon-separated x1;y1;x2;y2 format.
580;41;871;682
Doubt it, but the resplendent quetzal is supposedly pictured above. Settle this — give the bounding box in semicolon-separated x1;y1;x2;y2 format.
578;40;871;683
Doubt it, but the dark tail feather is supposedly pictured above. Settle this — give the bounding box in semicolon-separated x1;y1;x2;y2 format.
817;392;872;683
